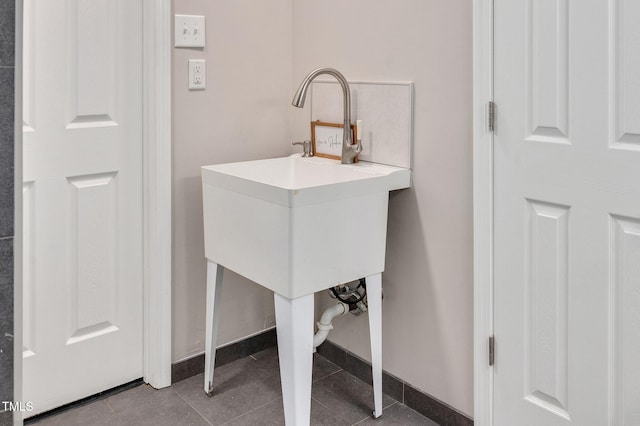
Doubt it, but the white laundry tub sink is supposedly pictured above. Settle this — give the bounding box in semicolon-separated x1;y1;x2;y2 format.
201;154;411;298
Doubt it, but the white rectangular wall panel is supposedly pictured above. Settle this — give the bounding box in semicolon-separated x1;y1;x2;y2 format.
612;0;640;149
67;172;119;344
310;81;413;169
524;200;570;419
611;215;640;425
525;0;569;143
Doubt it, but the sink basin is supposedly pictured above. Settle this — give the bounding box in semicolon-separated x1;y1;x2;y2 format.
202;155;411;298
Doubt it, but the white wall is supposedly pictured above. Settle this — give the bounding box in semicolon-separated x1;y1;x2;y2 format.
292;1;473;416
172;0;473;417
172;0;293;362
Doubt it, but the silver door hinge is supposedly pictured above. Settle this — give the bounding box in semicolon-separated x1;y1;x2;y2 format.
487;101;496;132
489;335;495;366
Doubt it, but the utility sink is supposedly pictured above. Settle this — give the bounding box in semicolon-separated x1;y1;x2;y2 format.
201;152;411;424
203;67;410;425
201;154;411;299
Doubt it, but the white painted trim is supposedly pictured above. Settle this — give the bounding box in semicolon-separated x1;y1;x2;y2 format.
473;0;494;425
142;0;172;389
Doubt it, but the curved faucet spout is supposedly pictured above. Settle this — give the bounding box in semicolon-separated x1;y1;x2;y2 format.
292;67;360;164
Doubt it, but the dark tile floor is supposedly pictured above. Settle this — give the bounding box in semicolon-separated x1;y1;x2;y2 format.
28;348;437;425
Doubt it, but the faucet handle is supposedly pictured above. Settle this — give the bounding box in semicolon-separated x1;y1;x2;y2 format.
353;139;363;155
353;120;363;155
292;140;313;157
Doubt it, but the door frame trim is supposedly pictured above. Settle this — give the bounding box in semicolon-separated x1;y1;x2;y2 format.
142;0;172;389
473;0;494;424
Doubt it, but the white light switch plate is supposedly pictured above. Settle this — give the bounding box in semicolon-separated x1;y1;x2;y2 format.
188;59;206;90
175;14;205;48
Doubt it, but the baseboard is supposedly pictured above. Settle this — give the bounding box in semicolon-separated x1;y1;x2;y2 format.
171;328;277;384
316;340;474;426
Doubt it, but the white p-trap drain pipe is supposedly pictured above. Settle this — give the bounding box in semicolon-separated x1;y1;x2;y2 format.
313;302;350;351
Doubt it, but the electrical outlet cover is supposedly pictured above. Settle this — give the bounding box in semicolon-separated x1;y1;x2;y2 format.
188;59;206;90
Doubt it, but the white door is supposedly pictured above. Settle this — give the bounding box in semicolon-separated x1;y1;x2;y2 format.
493;0;640;425
22;0;143;415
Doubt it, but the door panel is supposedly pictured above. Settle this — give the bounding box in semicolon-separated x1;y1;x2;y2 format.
67;172;118;345
494;0;640;424
612;0;640;148
23;0;143;415
525;0;569;143
523;200;570;419
610;216;640;425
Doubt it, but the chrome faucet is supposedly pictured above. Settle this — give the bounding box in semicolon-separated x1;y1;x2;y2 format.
292;67;362;164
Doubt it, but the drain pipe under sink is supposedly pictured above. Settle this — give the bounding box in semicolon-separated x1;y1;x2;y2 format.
313;302;350;351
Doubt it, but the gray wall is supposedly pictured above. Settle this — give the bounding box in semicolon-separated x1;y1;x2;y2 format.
0;0;15;424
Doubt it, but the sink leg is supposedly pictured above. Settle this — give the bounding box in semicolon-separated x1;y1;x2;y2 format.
204;260;224;396
274;293;314;426
366;273;383;418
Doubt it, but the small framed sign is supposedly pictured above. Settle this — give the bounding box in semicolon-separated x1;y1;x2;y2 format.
311;120;357;161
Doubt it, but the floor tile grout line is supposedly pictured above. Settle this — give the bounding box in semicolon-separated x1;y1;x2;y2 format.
312;368;401;423
350;401;399;426
312;367;344;384
218;396;283;426
313;367;400;405
172;388;215;426
103;400;116;415
311;396;356;425
382;398;398;410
